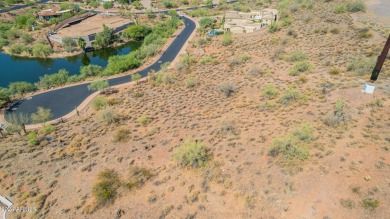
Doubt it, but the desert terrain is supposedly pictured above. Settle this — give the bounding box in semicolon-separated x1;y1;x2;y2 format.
0;0;389;218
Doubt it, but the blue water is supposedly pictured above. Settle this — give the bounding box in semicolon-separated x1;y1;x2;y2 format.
0;41;141;88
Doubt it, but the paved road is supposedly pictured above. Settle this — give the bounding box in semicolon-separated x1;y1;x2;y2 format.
5;16;195;124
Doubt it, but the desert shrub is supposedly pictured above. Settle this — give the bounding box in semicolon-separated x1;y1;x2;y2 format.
222;32;233;46
289;61;312;76
131;73;142;83
0;37;9;49
127;166;155;189
268;22;279;33
199;17;214;29
148;70;175;86
41;124;54;135
346;1;366;12
279;88;303;104
268;134;309;167
200;55;217;65
92;97;108;111
284;51;307;62
113;127;130;142
362;198;380;211
62;37;76;52
357;28;372;39
239;53;251;62
100;107;119;124
263;84;279;98
217;120;237;136
88;80;109;92
27;131;39;146
92;169;121;205
281;18;293;27
8;81;36;95
31;107;53;125
328;67;341;75
333;5;346;14
172;139;212;168
184;77;198;89
32;43;53;57
324;100;350;127
138;115;150;126
340;199;355;209
218;82;236;97
8;44;24;54
21;33;34;44
347;56;375;76
330;27;340;34
163;0;178;8
292;122;314;141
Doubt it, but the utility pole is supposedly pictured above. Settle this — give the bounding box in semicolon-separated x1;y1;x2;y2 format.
370;34;390;82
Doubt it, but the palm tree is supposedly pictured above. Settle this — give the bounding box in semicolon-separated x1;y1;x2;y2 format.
77;37;87;53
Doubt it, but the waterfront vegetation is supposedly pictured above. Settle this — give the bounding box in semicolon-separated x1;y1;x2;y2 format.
0;11;182;108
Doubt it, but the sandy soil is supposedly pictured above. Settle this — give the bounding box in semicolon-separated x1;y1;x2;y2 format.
0;1;389;219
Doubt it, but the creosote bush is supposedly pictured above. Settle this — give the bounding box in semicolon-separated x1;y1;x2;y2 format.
127;166;155;190
324;100;350;127
268;122;314;169
138;115;150;126
328;67;341;75
217;120;237;136
113;127;130;142
222;31;233;46
279;88;303;104
184;76;198;89
173;139;212;168
362;198;380;211
92;97;108;111
100;107;119;124
263;84;279;98
92;169;121;206
289;61;312;76
27;131;39;146
218;82;236;97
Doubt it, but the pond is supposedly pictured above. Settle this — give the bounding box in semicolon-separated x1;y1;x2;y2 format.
0;41;142;88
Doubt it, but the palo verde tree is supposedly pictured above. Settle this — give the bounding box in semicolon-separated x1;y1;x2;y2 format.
94;25;114;48
31;107;53;125
5;113;30;136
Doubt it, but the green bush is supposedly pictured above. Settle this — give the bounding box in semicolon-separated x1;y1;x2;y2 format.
263;84;279;98
0;37;9;49
9;44;24;55
279;88;303;104
138;115;150;125
328;67;340;75
333;5;346;14
113;127;130;142
347;56;375;76
41;124;54;135
31;107;53;124
184;77;198;89
362;198;380;211
346;1;366;12
268;22;279;33
124;25;152;41
222;32;233;46
8;81;36;95
127;166;154;189
27;131;39;146
289;61;312;76
88;80;109;92
80;65;103;78
92;97;108;111
284;51;307;62
32;43;53;57
292;122;314;141
172;139;212;168
92;169;121;205
100;107;119;124
199;55;217;65
38;69;69;89
324;100;350;127
269;134;309;166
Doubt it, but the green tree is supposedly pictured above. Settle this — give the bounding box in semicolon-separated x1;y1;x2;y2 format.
5;113;29;135
205;0;213;8
8;81;36;95
124;25;152;41
77;37;87;52
0;88;10;106
80;65;103;78
62;37;75;52
88;80;109;93
94;25;114;48
31;107;53;125
38;69;69;89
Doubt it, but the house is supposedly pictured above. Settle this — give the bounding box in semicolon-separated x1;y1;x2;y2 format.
223;9;279;34
37;7;70;21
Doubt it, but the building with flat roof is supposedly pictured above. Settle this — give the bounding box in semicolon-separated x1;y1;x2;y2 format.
223;9;279;34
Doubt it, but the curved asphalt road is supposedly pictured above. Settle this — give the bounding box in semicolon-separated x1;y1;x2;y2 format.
5;16;196;124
